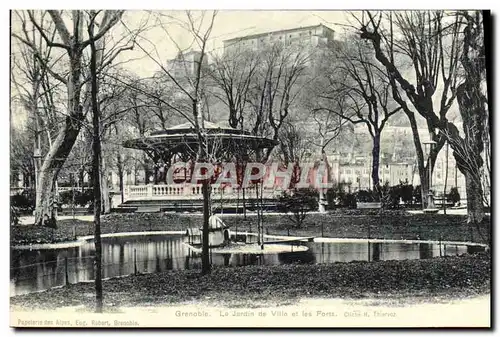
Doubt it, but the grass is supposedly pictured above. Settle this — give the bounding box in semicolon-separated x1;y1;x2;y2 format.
10;252;490;311
11;211;491;246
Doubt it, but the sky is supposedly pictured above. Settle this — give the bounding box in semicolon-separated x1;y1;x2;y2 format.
9;10;355;127
9;10;464;134
114;10;354;77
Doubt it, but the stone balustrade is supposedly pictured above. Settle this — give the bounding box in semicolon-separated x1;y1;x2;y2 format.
123;183;281;202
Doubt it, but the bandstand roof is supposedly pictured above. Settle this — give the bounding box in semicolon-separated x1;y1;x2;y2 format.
122;121;278;155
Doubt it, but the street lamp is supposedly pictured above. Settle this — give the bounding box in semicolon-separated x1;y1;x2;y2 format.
422;139;438;213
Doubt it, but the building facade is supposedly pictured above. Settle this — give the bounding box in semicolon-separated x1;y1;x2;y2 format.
222;24;336;55
167;50;209;81
327;153;414;191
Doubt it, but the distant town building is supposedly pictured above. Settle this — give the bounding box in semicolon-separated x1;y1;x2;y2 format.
223;24;336;55
326;153;414;191
167;50;208;82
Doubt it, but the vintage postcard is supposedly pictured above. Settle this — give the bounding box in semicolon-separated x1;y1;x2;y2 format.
9;9;491;328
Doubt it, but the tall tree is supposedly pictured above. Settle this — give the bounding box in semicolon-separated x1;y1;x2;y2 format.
123;10;218;274
247;42;312;162
354;11;462;209
318;39;401;191
210;46;260;129
88;11;104;313
355;10;488;226
12;10;125;226
447;11;488;231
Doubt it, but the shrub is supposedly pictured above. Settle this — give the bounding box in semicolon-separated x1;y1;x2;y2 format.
356;189;378;202
325;184;357;209
379;182;398;209
399;181;413;205
278;188;318;228
10;189;35;214
10;206;20;226
74;189;94;207
325;188;337;209
413;185;422;205
341;192;357;209
58;190;74;206
447;187;461;205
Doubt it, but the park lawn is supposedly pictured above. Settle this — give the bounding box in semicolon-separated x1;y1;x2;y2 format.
10;252;490;311
10;211;491;246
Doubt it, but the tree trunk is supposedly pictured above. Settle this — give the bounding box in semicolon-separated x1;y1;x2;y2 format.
371;133;381;192
90;22;103;314
201;181;211;275
453;11;487;233
34;120;82;227
143;160;149;185
34;167;57;227
118;165;124;205
419;169;429;209
100;156;110;214
79;169;84;192
33;42;85;226
92;124;103;313
464;170;484;224
443;142;449;214
405;111;429;209
242;187;246;219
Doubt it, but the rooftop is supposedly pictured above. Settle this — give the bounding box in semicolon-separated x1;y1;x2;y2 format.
223;23;335;44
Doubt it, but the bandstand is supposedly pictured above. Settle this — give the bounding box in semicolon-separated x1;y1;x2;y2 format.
120;120;279;212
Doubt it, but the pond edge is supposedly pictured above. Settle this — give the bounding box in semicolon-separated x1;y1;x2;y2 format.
11;230;489;250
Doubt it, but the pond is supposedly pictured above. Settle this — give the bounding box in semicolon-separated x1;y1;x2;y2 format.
10;233;476;296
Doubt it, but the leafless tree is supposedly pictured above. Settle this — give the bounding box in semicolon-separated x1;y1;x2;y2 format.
452;11;489;228
317;38;401;191
121;10;218;274
350;11;462;209
209;46;260;129
246;42;312;162
11;10;125;227
353;10;488;226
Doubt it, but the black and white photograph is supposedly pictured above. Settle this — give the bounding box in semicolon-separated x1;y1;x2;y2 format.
8;9;491;328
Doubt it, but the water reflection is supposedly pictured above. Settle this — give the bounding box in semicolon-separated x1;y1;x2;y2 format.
10;234;472;296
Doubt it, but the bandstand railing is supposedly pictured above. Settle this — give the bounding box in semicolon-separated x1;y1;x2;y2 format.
123;183;282;202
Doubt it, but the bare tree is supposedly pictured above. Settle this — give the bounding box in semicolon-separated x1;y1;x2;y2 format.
210;46;260;129
354;10;488;226
12;10;125;227
452;11;488;228
87;10;105;313
318;39;401;191
11;11;65;200
351;11;461;209
10;127;36;188
122;10;218;274
246;43;312;161
276;122;312;164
